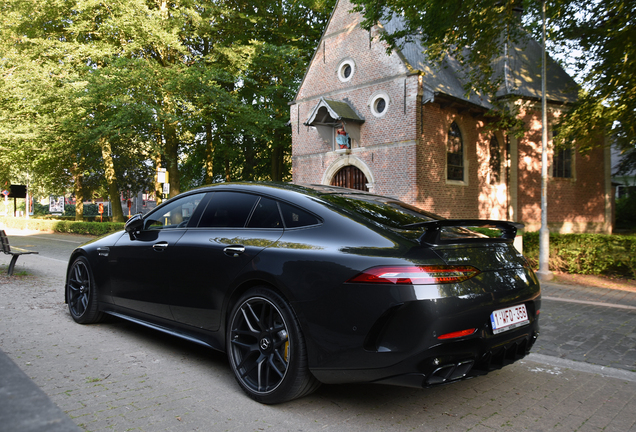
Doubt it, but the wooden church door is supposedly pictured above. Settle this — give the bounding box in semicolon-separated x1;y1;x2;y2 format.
330;166;369;191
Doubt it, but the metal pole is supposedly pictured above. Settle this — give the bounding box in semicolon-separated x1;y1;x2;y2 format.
538;0;553;281
25;156;30;219
25;186;29;220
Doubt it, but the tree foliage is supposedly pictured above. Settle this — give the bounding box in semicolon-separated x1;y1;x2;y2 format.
350;0;636;157
0;0;335;215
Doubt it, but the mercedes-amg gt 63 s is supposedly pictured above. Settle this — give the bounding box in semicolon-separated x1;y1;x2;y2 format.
65;182;540;404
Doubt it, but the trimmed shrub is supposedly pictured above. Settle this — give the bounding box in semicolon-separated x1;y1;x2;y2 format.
0;216;125;236
616;195;636;230
64;204;101;217
523;232;636;279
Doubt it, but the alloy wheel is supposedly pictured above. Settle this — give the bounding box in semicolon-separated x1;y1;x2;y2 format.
229;296;290;394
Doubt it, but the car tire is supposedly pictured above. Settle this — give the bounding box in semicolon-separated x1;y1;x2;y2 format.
66;256;104;324
227;286;320;404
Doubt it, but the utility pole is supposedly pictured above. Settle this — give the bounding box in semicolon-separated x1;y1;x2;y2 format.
537;0;553;281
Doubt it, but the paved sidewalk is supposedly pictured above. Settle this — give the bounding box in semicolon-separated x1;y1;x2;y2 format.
536;282;636;372
1;249;636;431
0;348;80;432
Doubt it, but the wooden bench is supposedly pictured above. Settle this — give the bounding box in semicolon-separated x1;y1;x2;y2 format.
0;230;39;276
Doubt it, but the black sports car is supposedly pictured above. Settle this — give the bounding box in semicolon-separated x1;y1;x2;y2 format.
65;182;540;404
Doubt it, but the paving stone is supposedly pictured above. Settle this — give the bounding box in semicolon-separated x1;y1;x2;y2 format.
3;248;636;431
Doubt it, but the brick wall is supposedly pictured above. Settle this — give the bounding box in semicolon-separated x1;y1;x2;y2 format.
414;103;509;219
515;105;608;232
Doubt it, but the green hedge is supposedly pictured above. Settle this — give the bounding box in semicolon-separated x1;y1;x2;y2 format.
0;216;125;236
523;232;636;279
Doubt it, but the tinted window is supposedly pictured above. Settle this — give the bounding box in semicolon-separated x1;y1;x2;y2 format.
324;194;486;239
197;192;259;228
145;193;205;230
323;195;439;229
247;197;283;228
279;202;320;228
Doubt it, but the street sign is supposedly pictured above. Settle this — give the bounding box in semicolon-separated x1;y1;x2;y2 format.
163;183;170;194
49;196;65;214
8;185;26;198
1;190;8;197
157;168;168;184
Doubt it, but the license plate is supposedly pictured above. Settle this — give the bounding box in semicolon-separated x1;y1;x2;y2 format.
490;304;529;334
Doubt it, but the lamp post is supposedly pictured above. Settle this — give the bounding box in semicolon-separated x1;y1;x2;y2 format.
537;0;553;281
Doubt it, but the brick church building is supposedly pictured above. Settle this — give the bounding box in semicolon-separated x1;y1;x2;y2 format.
290;0;613;233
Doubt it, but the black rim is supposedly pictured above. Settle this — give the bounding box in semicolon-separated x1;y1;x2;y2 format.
230;296;290;394
68;260;90;318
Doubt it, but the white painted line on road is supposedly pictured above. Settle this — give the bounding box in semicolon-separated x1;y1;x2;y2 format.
542;296;636;310
527;353;636;383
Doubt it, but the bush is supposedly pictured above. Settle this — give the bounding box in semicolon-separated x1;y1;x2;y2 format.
63;203;101;217
50;220;124;236
0;216;125;236
32;202;50;216
616;195;636;230
523;231;636;279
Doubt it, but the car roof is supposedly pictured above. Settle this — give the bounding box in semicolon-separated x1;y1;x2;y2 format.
191;181;390;202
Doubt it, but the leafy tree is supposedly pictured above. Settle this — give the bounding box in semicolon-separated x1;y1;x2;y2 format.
546;0;636;154
1;0;335;216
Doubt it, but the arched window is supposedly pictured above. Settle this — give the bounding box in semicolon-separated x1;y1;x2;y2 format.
447;122;464;181
330;166;369;191
489;135;501;184
551;128;573;178
552;148;572;178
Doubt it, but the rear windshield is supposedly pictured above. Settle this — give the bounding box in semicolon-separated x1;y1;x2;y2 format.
322;194;489;239
322;194;440;228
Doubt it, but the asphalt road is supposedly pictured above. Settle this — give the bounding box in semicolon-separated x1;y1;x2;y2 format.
1;230;636;431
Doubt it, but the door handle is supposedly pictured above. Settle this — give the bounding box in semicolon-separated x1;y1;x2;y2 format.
223;245;245;257
153;241;169;252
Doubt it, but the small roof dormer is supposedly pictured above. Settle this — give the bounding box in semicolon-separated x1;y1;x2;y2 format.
304;97;365;127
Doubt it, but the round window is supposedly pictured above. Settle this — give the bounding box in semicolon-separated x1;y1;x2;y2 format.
337;59;355;82
369;92;390;117
374;98;386;114
342;64;352;79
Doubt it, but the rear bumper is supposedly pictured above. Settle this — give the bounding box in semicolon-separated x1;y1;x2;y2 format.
311;320;539;387
375;327;539;387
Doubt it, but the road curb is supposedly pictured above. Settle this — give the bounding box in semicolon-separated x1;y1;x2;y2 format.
527;353;636;383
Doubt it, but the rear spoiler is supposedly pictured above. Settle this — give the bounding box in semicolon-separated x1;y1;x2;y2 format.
402;220;524;246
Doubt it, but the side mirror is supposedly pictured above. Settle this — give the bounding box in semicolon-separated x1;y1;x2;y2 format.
125;213;144;239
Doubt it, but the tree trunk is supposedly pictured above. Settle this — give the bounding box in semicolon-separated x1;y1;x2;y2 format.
164;120;180;198
153;128;164;206
73;162;84;221
271;139;284;182
243;136;255;181
225;158;231;182
204;122;215;184
154;150;163;207
100;137;125;222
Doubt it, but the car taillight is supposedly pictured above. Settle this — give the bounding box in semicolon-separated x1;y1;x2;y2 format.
347;265;480;285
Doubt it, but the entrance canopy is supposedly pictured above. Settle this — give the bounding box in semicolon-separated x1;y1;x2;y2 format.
304;97;364;127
